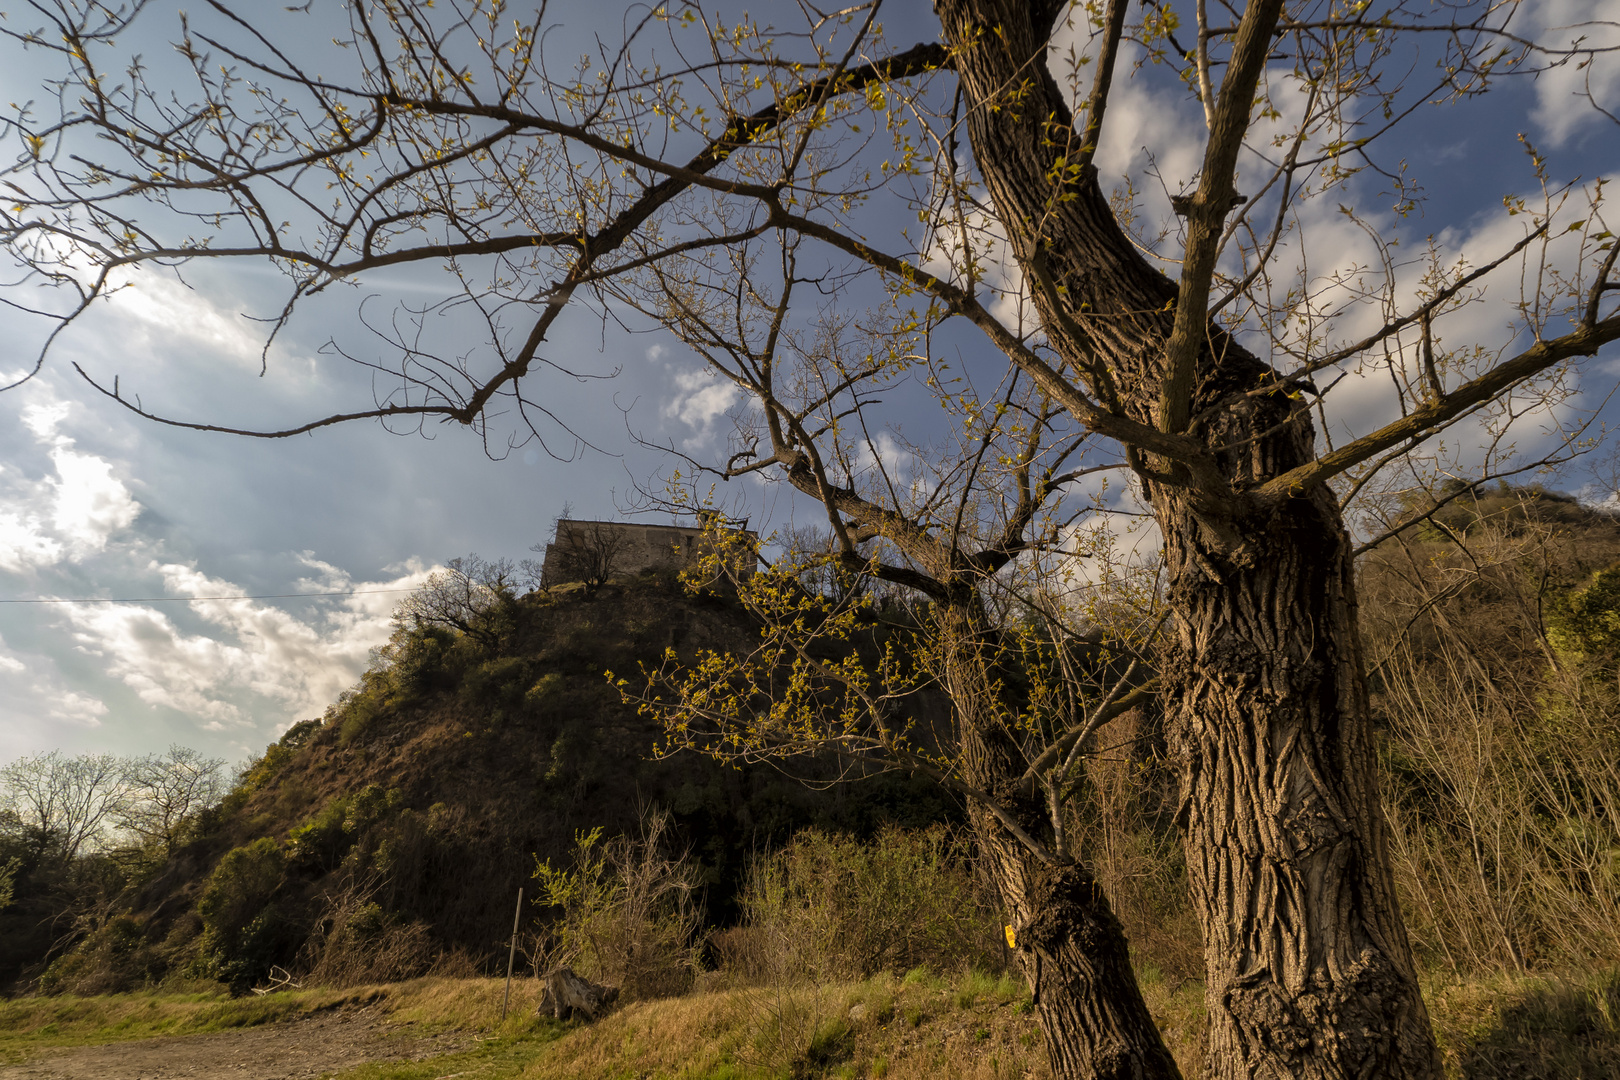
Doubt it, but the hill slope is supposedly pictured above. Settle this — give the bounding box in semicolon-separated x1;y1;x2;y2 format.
31;575;955;995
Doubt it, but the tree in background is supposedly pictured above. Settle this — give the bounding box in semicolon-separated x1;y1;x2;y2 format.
116;746;228;856
392;555;520;650
540;518;633;590
3;1;1618;1076
0;751;126;863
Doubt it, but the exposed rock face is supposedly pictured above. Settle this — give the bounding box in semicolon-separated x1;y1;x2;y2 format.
536;967;620;1021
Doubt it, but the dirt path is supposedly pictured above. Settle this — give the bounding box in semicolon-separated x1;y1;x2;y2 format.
0;1004;473;1080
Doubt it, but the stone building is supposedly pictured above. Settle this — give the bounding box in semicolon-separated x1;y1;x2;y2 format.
538;518;758;587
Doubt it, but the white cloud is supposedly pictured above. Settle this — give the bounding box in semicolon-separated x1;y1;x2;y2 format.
0;396;140;571
60;560;435;727
49;447;141;554
49;690;109;727
854;430;915;483
0;498;65;573
665;368;740;433
1524;0;1620;148
0;634;25;675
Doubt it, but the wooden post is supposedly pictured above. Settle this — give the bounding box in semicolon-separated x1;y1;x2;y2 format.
501;886;523;1021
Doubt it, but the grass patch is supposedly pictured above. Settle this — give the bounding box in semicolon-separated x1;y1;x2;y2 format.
1428;967;1620;1079
0;986;381;1064
10;966;1613;1080
331;971;1045;1080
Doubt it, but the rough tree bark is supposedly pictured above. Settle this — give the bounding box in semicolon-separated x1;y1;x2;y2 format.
935;1;1444;1076
942;605;1183;1080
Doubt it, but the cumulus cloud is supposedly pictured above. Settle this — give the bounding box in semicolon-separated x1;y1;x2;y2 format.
60;558;435;728
49;690;109;727
0;398;139;572
1524;0;1620;148
0;386;437;740
665;367;740;434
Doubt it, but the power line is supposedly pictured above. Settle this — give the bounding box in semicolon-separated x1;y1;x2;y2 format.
0;588;418;605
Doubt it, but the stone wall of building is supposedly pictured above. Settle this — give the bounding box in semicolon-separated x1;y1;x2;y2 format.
539;519;757;586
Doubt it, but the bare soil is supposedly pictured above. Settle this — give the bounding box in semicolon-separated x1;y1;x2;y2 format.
0;1003;471;1080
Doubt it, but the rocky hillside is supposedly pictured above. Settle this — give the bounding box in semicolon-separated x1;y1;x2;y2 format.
23;572;955;995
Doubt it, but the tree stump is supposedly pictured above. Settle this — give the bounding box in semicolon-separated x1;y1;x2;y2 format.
535;967;619;1021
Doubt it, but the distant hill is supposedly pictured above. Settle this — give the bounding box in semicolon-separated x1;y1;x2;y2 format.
24;574;956;995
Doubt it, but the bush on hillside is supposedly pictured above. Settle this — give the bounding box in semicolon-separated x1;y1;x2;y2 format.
533;806;704;1000
729;825;1000;984
197;838;296;994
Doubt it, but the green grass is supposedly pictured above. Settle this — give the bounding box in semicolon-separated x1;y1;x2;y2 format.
6;966;1618;1080
324;971;1045;1080
0;986;384;1064
1428;967;1620;1079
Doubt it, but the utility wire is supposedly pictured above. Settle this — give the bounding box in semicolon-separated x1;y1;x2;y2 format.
0;589;418;604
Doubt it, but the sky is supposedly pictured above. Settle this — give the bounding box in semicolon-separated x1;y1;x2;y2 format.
1;0;1616;767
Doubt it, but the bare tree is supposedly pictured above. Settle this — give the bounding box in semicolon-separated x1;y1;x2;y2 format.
0;752;128;863
392;555;519;649
3;2;1618;1077
117;746;228;855
539;518;632;590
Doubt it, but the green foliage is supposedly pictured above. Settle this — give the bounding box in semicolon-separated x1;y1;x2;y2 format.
0;855;16;913
800;1017;855;1076
286;803;351;875
532;808;703;1000
286;786;400;875
1548;566;1620;662
235;745;294;797
333;673;395;747
739;826;998;983
389;625;461;696
461;656;533;720
279;720;322;751
35;916;165;996
525;673;567;713
197;839;292;994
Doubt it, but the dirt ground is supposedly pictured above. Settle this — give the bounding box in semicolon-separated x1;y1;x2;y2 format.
0;1003;472;1080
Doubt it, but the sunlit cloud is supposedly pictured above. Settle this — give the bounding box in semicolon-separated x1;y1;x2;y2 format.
1523;0;1620;148
60;558;435;728
665;367;740;437
0;396;139;572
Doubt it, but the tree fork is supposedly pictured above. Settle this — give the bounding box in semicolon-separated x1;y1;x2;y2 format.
936;1;1444;1075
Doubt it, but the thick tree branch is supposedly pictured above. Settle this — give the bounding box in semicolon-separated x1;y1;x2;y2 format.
1260;313;1620;499
1158;0;1285;435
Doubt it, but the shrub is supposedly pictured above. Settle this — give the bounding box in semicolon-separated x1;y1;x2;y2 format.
461;656;533;714
197;838;295;994
532;806;704;1000
286;785;400;876
737;825;998;984
389;624;460;695
301;877;437;986
37;914;163;995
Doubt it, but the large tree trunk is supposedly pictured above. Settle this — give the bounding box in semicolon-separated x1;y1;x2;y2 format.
1156;481;1438;1079
941;606;1183;1080
935;2;1444;1076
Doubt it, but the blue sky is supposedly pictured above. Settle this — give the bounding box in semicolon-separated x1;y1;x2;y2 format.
1;0;1616;766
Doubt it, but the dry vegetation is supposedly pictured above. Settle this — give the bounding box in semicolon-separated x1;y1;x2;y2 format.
6;487;1620;1078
